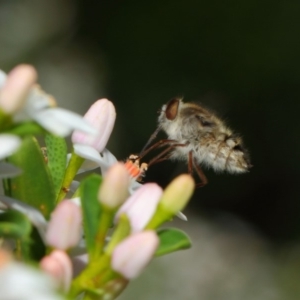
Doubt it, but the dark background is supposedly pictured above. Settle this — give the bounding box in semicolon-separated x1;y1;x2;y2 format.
2;1;300;298
77;0;300;241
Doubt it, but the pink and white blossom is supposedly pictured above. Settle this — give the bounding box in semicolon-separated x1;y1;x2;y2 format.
0;250;62;300
45;200;82;250
115;183;163;233
0;65;97;137
0;64;37;114
72;99;116;160
111;231;159;279
40;250;72;292
98;162;130;209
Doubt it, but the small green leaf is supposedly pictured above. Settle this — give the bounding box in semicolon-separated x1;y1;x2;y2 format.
6;122;46;136
0;210;31;238
80;174;103;257
155;228;192;256
44;134;67;198
7;136;55;219
0;210;32;260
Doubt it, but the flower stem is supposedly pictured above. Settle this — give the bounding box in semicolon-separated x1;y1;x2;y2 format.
92;207;114;260
56;151;84;203
105;214;131;255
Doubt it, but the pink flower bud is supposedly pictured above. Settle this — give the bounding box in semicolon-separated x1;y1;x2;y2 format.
111;231;159;279
72;99;116;152
115;183;162;233
98;163;130;209
45;200;82;250
0;65;37;114
40;250;72;292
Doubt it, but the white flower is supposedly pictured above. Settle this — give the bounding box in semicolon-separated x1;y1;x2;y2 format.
0;251;63;300
75;148;142;195
0;65;97;137
0;134;22;160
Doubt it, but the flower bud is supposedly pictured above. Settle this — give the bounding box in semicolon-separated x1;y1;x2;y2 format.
159;174;195;213
40;250;72;292
111;231;159;279
0;65;37;114
98;163;130;209
116;183;162;232
145;174;195;229
72;99;116;152
45;200;82;250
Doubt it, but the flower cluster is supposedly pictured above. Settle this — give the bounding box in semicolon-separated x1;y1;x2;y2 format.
0;65;195;299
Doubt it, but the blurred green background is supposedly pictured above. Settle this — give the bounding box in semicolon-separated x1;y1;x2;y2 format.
2;0;300;299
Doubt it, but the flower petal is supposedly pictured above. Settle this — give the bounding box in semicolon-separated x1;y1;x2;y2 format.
176;211;188;221
66;153;99;174
128;180;142;195
0;196;48;242
0;134;22;160
33;108;97;137
0;162;22;179
0;254;62;300
98;148;118;176
73;144;102;164
13;86;55;122
0;70;7;88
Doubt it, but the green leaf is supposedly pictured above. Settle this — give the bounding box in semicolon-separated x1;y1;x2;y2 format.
7;136;55;219
0;210;31;238
44;134;67;199
155;228;192;256
0;210;32;260
5;122;46;136
80;174;103;258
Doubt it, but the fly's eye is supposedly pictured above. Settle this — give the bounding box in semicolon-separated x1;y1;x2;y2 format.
165;98;180;120
196;115;214;127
